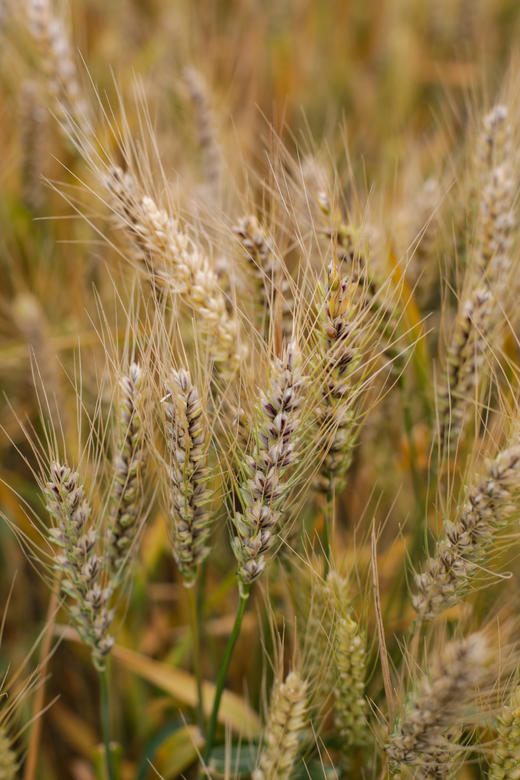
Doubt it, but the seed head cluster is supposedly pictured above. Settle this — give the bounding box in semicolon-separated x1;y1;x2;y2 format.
46;463;114;667
108;362;145;578
232;341;306;587
162;368;212;585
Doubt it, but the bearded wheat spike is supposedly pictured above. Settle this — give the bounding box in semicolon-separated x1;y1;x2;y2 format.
234;215;292;339
25;0;92;136
386;633;491;777
106;167;245;379
231;341;306;588
489;687;520;779
163;369;212;585
108;362;146;577
325;572;368;747
315;258;364;494
438;105;514;453
437;286;492;451
0;726;17;780
413;442;520;620
46;463;114;668
252;670;308;780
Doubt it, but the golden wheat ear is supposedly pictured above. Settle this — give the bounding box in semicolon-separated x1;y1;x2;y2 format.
386;632;493;776
160;367;214;585
252;669;308;780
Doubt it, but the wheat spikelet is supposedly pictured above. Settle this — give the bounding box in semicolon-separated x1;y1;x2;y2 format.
106;167;245;379
252;670;308;780
413;442;520;620
386;633;491;777
0;726;17;780
489;687;520;779
46;463;114;668
231;340;306;588
162;368;212;585
25;0;91;136
108;362;146;578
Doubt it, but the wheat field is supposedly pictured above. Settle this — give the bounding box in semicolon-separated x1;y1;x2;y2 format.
2;1;520;778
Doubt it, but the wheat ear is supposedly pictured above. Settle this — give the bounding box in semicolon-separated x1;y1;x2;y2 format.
0;726;17;780
46;463;114;667
252;670;308;780
25;0;92;136
413;442;520;620
438;105;514;452
183;66;221;201
386;633;491;777
162;368;213;585
108;362;146;578
106;167;245;379
231;340;306;588
489;687;520;779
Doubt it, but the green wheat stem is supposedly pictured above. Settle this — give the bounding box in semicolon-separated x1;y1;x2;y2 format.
187;579;205;735
98;665;115;780
323;484;334;578
203;586;250;763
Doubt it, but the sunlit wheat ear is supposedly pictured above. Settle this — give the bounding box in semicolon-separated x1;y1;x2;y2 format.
386;633;492;777
234;215;292;340
437;285;493;452
413;441;520;620
105;167;246;380
313;251;379;496
183;66;221;201
474;108;513;283
107;362;146;579
299;566;368;748
437;104;515;454
489;686;520;779
46;463;114;669
25;0;92;137
252;670;308;780
161;368;213;586
231;340;307;590
325;572;368;748
0;727;17;780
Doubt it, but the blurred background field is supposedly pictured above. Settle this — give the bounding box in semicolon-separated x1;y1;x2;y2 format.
2;1;520;778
